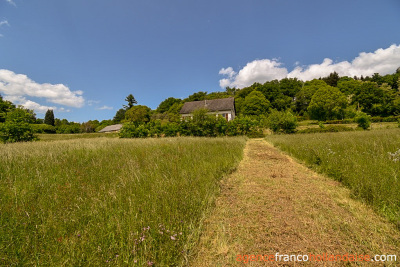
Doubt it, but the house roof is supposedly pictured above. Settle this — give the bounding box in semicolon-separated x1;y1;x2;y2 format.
179;97;235;114
98;124;123;133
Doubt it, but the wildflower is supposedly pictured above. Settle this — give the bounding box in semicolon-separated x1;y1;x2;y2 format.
171;236;176;240
147;261;154;266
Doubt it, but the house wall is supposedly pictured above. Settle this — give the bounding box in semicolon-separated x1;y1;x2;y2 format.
181;110;235;121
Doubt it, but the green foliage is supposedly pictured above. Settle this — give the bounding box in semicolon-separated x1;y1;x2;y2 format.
308;86;347;121
113;108;126;123
0;108;38;143
0;95;15;123
242;91;270;116
31;124;57;134
56;124;81;134
296;125;354;134
354;111;371;130
156;97;182;113
120;114;263;138
6;107;35;123
125;105;151;124
0;121;37;143
123;94;137;110
44;109;55;126
322;71;340;87
268;110;298;134
184;91;207;102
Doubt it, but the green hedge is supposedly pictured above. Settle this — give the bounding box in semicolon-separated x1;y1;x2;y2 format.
31;124;57;134
119;115;264;138
297;125;354;134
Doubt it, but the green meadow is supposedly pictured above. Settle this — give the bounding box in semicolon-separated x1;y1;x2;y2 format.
0;137;245;266
267;128;400;227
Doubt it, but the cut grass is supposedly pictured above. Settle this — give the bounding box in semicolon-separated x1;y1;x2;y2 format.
266;128;400;228
191;139;400;266
0;137;245;266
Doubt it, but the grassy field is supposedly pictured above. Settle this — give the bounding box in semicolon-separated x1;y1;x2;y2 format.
0;137;245;266
266;128;400;228
37;132;119;141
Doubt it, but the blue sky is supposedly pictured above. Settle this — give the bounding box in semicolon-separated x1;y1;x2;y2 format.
1;0;399;122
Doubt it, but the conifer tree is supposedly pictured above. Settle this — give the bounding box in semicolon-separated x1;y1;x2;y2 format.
44;109;55;126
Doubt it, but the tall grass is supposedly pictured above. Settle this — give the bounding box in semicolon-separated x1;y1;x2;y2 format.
0;137;245;266
266;129;400;227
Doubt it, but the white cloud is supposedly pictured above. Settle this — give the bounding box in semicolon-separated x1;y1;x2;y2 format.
5;0;16;6
0;69;85;109
219;44;400;88
97;105;113;110
3;96;70;113
219;59;288;88
0;20;10;27
87;100;100;106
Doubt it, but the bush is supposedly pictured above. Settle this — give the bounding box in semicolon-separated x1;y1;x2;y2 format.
0;122;37;143
354;112;371;130
268;110;298;134
119;115;264;139
31;124;57;134
119;123;150;138
297;125;354;134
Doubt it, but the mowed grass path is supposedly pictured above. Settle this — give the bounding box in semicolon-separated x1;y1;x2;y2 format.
192;139;400;266
267;129;400;226
0;137;245;266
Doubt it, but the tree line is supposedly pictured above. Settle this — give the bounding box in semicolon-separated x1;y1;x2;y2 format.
1;68;399;142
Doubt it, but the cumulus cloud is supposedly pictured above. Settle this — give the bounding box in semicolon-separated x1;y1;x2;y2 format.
4;95;70;113
97;105;113;110
219;44;400;88
219;59;288;88
0;69;85;110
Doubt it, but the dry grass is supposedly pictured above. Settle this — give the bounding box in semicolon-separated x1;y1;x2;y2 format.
190;139;400;266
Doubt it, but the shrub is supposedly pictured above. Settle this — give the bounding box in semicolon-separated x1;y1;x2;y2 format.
297;125;354;134
31;124;57;134
268;110;298;134
119;123;150;138
0;122;37;143
354;112;371;130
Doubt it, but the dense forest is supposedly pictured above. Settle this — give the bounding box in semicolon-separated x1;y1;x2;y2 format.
1;69;400;140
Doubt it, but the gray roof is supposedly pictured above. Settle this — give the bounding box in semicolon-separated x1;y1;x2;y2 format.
179;97;235;114
98;124;123;133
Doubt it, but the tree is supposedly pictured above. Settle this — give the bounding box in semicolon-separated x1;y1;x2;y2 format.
351;81;392;115
123;94;137;110
44;109;55;126
307;86;347;120
0;95;15;123
113;108;126;123
184;91;207;102
241;91;270;116
322;71;340;87
295;79;328;114
125;105;151;124
156;97;182;113
0;108;36;143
